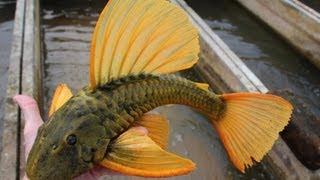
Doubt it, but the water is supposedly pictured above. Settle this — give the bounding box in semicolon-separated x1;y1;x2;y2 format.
42;0;100;116
0;0;16;155
41;0;276;179
299;0;320;12
186;0;320;117
186;0;320;171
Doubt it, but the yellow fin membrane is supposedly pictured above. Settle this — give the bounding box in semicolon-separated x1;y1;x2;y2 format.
100;129;195;177
49;84;73;117
90;0;199;89
212;93;293;172
133;114;169;149
195;82;209;92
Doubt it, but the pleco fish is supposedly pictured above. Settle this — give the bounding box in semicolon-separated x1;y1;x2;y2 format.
25;0;293;179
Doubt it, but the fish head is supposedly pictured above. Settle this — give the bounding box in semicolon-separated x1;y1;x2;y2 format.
26;102;110;179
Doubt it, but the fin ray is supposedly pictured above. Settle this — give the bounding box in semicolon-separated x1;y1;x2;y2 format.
100;129;195;177
213;93;292;172
49;84;73;117
90;0;199;89
133;114;169;149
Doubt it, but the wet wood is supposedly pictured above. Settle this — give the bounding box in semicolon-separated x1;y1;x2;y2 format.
235;0;320;70
171;0;268;94
0;0;25;179
0;0;42;179
271;89;320;170
171;0;319;179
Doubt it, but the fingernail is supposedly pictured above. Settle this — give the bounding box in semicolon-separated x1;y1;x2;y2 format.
132;126;148;135
13;95;19;104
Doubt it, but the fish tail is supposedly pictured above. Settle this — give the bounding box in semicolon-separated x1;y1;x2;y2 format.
212;93;293;172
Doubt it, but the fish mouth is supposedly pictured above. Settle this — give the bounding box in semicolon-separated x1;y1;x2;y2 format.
26;154;65;180
25;140;71;180
27;167;72;180
26;156;79;180
26;146;94;180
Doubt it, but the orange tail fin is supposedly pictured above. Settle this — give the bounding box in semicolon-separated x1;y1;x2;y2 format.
213;93;293;172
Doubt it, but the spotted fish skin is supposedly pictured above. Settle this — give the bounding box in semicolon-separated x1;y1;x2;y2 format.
75;74;225;139
26;74;224;180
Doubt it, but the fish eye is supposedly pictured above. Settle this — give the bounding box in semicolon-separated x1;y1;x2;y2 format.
66;134;77;145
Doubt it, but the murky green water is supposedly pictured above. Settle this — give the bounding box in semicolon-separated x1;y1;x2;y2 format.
299;0;320;12
186;0;320;117
41;0;276;179
0;0;16;153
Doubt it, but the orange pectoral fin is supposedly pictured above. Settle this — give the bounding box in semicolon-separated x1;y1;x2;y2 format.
49;84;73;117
133;114;169;149
100;129;196;178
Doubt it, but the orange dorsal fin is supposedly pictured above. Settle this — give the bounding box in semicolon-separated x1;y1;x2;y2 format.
212;93;293;172
89;0;199;89
49;84;73;117
133;114;169;149
100;129;195;177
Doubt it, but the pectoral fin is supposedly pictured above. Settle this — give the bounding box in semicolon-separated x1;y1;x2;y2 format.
133;114;169;149
100;129;195;177
49;84;73;117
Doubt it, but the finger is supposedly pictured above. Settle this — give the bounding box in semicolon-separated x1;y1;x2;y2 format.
74;165;123;180
13;95;43;160
90;165;123;176
130;126;148;135
22;175;30;180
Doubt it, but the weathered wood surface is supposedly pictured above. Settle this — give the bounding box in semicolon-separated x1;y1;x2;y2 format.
0;0;25;179
172;0;319;179
235;0;320;70
0;0;42;179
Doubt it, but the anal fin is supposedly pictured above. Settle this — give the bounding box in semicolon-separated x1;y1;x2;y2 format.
100;129;195;177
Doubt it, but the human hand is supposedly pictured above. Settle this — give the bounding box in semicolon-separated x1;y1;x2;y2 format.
14;95;147;180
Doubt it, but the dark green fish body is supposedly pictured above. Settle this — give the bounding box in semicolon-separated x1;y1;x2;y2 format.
27;74;225;179
71;74;224;138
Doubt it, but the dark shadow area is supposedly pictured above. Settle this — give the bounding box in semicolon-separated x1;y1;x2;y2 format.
299;0;320;12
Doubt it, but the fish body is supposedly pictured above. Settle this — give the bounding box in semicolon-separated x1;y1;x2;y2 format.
27;74;223;179
25;0;293;179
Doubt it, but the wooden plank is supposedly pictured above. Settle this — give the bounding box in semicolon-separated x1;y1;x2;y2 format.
171;0;318;179
0;0;42;179
235;0;320;69
171;0;268;93
0;0;26;179
19;0;42;178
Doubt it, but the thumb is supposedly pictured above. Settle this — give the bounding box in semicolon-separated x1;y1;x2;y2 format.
13;95;43;160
